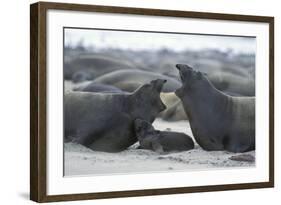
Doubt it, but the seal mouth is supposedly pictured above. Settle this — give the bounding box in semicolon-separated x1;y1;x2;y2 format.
176;64;194;82
175;64;182;70
160;103;167;112
179;71;185;82
151;79;167;92
176;64;186;82
158;79;167;86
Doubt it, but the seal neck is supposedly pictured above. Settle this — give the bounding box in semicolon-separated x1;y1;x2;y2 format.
126;93;156;123
184;82;230;121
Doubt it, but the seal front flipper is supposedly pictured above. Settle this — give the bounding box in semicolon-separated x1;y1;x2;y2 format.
152;141;165;154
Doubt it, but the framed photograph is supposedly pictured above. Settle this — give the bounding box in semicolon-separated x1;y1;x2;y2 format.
30;1;274;202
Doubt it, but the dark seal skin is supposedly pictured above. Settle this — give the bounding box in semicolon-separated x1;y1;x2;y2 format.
175;64;255;153
134;119;194;153
64;79;167;152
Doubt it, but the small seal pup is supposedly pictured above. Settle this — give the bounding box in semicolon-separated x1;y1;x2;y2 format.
134;119;194;153
175;64;255;153
64;79;167;152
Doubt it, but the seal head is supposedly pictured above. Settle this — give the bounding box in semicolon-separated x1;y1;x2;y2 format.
134;118;194;153
134;118;157;141
175;64;209;98
132;79;167;121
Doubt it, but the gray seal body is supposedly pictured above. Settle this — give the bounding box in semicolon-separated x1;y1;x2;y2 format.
64;55;137;81
175;64;255;153
134;119;194;153
74;83;125;93
64;79;167;152
92;69;181;92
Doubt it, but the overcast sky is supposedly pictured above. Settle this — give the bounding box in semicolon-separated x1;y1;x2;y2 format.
64;28;256;54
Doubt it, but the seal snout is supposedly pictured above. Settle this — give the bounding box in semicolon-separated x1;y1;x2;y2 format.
176;64;193;71
134;119;144;132
134;118;153;134
151;79;167;92
175;64;194;82
176;64;182;70
156;79;167;85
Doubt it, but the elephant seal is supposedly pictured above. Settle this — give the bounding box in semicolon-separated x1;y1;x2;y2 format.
64;79;167;152
178;59;255;96
74;83;124;93
71;71;94;83
175;64;255;153
207;72;255;96
160;92;180;107
160;100;187;121
134;119;194;153
92;69;181;93
64;54;138;80
158;92;187;121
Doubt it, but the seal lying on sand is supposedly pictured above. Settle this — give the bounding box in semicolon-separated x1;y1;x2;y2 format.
208;72;255;96
74;83;124;93
134;119;194;153
160;100;187;121
92;69;181;92
158;92;187;121
64;79;167;152
71;71;94;83
64;54;138;80
175;64;255;153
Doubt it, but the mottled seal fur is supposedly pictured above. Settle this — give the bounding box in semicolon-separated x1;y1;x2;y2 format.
64;79;167;152
175;64;255;153
134;119;194;153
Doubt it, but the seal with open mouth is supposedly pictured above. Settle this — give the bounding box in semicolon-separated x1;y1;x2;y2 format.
64;79;167;152
175;64;255;153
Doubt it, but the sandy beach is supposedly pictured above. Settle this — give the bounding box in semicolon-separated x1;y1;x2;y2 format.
63;36;256;176
64;118;255;176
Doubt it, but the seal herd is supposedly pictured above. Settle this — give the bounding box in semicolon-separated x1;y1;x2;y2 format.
64;51;255;154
